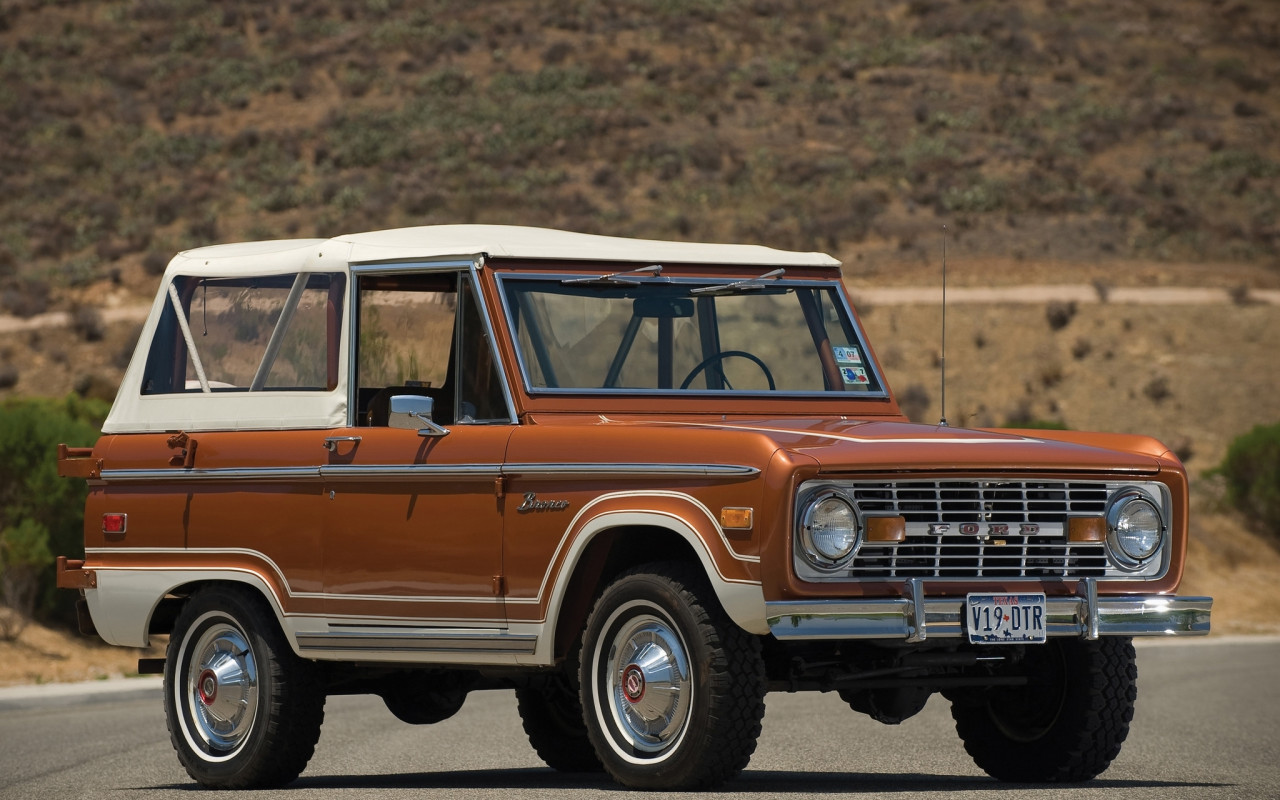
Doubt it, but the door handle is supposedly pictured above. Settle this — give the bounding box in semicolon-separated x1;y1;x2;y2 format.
323;436;362;452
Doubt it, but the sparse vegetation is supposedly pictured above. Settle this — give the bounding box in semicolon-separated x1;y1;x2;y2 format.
897;383;931;422
1143;375;1172;404
1046;300;1077;331
1213;422;1280;538
70;306;104;342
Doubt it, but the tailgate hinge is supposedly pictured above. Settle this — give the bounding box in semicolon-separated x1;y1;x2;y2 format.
56;443;102;479
56;556;97;590
166;431;198;468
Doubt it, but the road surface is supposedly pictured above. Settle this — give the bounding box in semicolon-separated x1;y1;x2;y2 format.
1;638;1276;799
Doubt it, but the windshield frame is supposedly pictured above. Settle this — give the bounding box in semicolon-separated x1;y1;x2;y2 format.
493;270;890;401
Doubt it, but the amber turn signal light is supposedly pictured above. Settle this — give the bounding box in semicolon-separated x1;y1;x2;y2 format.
865;516;907;543
720;507;753;530
1068;517;1107;543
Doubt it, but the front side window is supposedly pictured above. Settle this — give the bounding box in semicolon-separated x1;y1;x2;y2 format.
354;272;509;425
141;272;344;394
500;276;882;395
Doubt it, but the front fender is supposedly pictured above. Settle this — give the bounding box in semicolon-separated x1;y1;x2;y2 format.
537;492;768;664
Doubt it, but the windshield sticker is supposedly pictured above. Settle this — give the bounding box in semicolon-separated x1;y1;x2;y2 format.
832;345;862;364
841;366;870;385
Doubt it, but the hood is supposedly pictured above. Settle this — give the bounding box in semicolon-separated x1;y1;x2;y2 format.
592;416;1169;475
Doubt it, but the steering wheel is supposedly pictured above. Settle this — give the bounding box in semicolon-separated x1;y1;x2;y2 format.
678;350;776;391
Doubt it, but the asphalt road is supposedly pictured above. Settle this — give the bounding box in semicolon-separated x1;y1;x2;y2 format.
1;638;1276;800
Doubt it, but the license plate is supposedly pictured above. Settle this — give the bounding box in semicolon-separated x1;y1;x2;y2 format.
965;593;1047;644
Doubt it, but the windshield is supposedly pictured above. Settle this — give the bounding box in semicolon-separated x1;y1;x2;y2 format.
500;277;883;395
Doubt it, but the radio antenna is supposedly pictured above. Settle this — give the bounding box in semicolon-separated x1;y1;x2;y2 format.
939;224;949;428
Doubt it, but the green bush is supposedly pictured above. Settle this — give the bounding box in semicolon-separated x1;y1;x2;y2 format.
0;395;108;627
1215;422;1280;536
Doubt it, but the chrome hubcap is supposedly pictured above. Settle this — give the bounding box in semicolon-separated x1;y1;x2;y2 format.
186;623;258;754
605;611;691;754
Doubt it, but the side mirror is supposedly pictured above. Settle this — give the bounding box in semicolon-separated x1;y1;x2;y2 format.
388;395;449;437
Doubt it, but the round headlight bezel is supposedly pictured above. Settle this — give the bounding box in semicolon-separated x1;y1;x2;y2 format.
799;491;861;571
1105;487;1165;571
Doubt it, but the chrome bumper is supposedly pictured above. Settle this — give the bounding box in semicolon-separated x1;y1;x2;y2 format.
766;579;1212;642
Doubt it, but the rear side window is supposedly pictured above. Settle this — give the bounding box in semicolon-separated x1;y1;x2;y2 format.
142;273;345;394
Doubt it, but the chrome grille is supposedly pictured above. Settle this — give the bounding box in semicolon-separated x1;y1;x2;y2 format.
799;479;1151;581
848;480;1109;522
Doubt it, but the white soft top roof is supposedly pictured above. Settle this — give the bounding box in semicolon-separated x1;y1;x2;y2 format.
168;224;841;277
107;226;839;434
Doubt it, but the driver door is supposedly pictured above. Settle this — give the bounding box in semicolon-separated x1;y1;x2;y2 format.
315;269;519;656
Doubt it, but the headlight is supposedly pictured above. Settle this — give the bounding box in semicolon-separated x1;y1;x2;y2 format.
1106;488;1164;570
800;492;860;569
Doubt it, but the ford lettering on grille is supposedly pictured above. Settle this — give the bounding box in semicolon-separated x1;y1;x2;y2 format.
931;522;1050;538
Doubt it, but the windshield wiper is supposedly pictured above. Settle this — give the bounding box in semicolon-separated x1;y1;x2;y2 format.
689;267;786;296
562;264;663;285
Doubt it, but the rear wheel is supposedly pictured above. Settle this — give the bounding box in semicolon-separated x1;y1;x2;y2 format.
165;586;325;789
579;563;766;790
950;637;1137;782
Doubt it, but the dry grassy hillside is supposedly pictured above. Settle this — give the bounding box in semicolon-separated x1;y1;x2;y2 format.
2;0;1278;312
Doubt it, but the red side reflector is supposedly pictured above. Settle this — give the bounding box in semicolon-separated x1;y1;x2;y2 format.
102;513;127;534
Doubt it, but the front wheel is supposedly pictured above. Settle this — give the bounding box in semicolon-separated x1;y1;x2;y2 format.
165;586;325;788
579;563;766;790
949;637;1137;782
516;655;603;773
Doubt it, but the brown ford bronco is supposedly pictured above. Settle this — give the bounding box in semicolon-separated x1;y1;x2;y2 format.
57;225;1211;790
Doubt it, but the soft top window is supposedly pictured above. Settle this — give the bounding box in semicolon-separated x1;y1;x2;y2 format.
142;272;345;395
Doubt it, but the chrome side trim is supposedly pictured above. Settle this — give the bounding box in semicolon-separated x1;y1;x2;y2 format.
98;462;759;484
97;466;322;482
295;629;537;654
504;463;760;478
766;593;1213;641
321;464;502;480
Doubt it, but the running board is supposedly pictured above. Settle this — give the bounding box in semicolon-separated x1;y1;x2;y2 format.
296;627;537;655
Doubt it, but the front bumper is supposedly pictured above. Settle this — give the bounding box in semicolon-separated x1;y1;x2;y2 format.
766;578;1212;642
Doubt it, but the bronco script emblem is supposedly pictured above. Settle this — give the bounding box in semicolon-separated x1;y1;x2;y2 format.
517;492;570;513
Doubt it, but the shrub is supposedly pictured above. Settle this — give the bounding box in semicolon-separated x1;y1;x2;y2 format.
0;518;51;640
1214;422;1280;537
142;252;169;276
1045;300;1077;331
897;383;931;422
0;396;109;626
72;306;106;342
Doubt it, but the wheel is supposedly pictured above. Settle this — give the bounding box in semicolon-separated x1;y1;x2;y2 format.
164;586;325;788
949;637;1137;782
678;350;776;390
579;563;766;790
516;653;603;773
